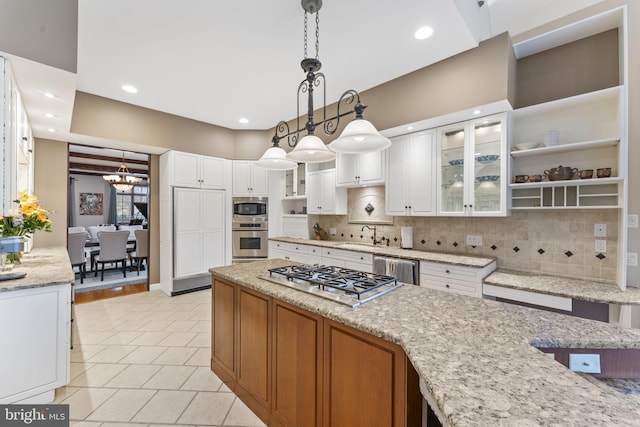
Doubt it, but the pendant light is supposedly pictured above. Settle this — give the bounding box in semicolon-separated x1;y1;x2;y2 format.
103;151;141;192
257;0;389;169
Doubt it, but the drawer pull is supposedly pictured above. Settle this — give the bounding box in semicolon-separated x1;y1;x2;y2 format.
445;269;450;274
446;284;450;288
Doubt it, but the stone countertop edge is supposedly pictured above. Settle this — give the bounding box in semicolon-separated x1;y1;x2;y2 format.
485;269;640;305
269;236;496;268
210;259;640;427
0;247;75;292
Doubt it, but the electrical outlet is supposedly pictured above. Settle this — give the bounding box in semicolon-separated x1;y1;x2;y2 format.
629;214;639;229
595;240;607;253
594;224;606;237
569;354;601;373
628;252;639;267
466;235;482;246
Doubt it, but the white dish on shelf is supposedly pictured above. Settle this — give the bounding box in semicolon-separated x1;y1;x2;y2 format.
513;142;541;151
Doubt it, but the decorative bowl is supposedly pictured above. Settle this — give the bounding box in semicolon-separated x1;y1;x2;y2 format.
514;142;540;151
476;175;500;182
476;154;499;163
448;159;464;166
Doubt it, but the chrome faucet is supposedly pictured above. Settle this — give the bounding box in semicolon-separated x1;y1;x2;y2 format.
361;225;382;245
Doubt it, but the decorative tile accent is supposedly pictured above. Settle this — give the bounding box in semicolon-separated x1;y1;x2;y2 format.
394;237;398;242
341;233;344;237
538;248;545;254
491;245;497;251
513;246;520;253
453;242;458;247
421;239;426;244
565;251;574;257
360;234;363;239
596;253;606;260
350;234;353;238
436;241;442;246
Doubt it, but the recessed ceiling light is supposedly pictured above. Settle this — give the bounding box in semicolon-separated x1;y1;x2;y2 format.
44;112;57;118
473;109;482;115
407;126;413;130
43;92;57;99
121;84;138;93
414;26;434;40
238;118;249;124
47;128;56;133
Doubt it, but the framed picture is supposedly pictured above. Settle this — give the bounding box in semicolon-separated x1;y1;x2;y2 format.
79;192;104;215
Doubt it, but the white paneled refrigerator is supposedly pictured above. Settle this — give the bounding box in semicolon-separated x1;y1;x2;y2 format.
171;187;226;294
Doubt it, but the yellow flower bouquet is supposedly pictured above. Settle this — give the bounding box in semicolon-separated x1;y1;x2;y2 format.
0;191;52;263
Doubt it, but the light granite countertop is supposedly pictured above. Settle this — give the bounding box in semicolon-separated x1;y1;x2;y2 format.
211;259;640;426
484;269;640;305
270;236;496;268
0;247;75;292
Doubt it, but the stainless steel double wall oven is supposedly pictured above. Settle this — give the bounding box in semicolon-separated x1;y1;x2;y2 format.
232;197;268;260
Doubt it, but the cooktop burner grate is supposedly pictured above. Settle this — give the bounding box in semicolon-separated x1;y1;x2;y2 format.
267;264;399;301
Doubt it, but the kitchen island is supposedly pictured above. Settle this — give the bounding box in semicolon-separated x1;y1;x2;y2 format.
210;259;640;426
0;247;74;404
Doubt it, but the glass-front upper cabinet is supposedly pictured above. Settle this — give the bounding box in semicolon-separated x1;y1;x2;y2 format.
437;113;508;217
285;163;306;198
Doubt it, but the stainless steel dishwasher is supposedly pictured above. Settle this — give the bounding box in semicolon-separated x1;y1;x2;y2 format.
373;256;420;285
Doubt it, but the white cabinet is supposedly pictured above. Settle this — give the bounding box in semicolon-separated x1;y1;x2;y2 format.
336;151;386;187
420;260;496;298
233;160;269;196
322;247;373;272
268;241;309;263
437;114;509;217
386;130;437;216
171;151;228;189
0;284;70;403
1;57;34;216
509;86;624;209
307;169;347;215
173;188;226;278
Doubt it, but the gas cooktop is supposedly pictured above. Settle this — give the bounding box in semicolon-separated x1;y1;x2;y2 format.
259;264;402;307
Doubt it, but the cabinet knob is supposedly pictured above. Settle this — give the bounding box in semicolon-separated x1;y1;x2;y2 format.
408;206;412;209
445;269;450;274
446;284;450;288
285;256;290;260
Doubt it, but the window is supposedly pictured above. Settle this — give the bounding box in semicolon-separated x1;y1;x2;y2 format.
116;185;148;224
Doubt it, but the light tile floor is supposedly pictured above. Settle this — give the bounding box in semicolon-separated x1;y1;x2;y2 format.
57;289;266;427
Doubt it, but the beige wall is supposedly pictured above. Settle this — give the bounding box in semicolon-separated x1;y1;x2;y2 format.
33;138;68;248
516;29;619;108
71;92;238;159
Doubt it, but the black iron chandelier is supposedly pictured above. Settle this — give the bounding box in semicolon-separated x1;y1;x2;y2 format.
256;0;391;170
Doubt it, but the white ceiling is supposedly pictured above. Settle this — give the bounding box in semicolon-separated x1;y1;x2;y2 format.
3;0;606;153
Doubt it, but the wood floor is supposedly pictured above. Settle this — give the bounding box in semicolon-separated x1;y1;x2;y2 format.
74;282;148;304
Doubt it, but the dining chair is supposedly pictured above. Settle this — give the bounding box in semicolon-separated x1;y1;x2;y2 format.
87;224;116;241
68;226;86;234
67;231;89;283
118;224;143;240
129;229;149;275
94;230;129;281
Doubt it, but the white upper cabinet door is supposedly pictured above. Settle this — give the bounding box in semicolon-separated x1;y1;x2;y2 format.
172;152;227;189
173;152;202;187
335;151;385;187
200;156;227;188
307;169;347;215
407;131;437;215
233;161;268;196
386;131;436;216
336;153;359;186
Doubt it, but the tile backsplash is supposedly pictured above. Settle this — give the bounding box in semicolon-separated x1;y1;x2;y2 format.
307;188;619;283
